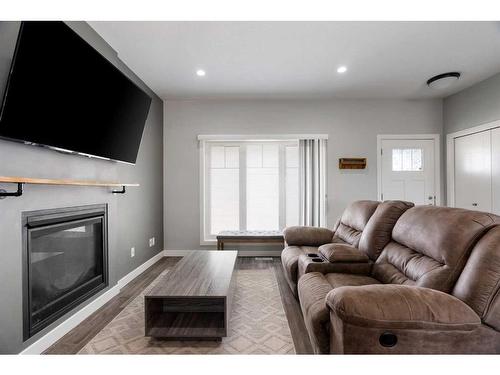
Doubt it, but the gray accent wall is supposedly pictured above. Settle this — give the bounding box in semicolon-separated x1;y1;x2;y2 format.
163;98;443;251
0;22;164;353
444;72;500;134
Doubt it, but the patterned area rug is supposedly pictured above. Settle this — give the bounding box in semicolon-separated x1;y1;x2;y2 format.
79;267;295;354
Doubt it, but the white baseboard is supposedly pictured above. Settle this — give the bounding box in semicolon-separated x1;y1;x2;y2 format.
20;250;167;355
117;250;166;289
164;249;282;257
163;249;192;256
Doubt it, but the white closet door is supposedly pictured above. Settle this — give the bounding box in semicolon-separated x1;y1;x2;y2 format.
492;128;500;215
454;130;492;212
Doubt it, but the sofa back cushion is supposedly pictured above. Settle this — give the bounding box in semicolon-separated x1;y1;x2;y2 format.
358;200;414;260
372;206;500;293
452;225;500;330
332;200;380;247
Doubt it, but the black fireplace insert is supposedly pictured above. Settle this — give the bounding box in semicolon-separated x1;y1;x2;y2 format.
22;204;108;340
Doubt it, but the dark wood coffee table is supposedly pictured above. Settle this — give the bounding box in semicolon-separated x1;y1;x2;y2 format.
145;250;238;340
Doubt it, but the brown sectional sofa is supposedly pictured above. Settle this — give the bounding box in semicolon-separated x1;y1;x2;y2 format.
283;201;500;354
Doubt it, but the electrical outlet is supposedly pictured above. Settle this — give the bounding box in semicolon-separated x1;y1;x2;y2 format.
149;237;155;247
131;247;135;257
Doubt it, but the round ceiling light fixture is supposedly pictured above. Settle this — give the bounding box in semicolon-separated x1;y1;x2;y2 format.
196;69;206;77
337;66;348;74
427;72;460;89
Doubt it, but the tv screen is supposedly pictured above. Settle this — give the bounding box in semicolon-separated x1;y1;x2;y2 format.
0;21;152;164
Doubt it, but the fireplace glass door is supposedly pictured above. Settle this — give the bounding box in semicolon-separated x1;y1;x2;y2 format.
23;205;108;340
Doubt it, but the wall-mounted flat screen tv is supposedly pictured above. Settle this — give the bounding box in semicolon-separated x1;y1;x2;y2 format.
0;21;152;164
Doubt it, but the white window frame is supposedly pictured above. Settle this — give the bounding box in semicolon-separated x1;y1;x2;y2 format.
199;138;301;245
200;139;299;245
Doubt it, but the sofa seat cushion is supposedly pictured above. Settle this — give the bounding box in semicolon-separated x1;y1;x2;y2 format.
281;246;319;296
326;284;481;331
298;272;380;353
324;273;380;289
319;243;369;263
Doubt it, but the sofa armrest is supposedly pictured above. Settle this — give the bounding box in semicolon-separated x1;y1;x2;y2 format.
283;226;334;247
325;285;483;353
319;243;369;263
326;284;480;331
297;254;372;279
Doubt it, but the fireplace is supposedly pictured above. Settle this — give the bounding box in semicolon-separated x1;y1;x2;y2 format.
22;204;108;340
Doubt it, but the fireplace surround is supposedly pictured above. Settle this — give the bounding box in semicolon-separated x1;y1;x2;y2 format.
22;204;108;340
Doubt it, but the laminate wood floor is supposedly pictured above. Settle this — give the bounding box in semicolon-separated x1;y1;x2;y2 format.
44;256;313;354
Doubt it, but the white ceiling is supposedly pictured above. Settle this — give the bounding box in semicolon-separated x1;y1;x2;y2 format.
89;21;500;100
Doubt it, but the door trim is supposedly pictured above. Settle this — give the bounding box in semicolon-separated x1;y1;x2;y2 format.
377;134;441;205
446;119;500;208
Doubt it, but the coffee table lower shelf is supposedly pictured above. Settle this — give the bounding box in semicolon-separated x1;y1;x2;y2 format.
145;297;228;340
145;311;226;340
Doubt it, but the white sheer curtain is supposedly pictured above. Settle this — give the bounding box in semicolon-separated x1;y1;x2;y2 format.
299;139;327;227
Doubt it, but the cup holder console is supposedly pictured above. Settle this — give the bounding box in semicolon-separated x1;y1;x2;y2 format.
311;258;323;263
307;253;319;257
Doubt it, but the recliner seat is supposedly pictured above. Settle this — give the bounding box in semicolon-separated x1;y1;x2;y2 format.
281;200;380;297
281;199;413;297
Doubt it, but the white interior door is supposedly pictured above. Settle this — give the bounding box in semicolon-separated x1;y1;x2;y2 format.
491;128;500;214
380;138;436;205
454;131;492;212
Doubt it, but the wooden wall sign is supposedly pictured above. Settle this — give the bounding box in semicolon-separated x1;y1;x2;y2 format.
339;158;367;169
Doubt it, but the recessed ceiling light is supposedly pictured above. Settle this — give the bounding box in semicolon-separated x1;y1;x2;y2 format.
196;69;206;77
337;66;347;74
427;72;460;89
